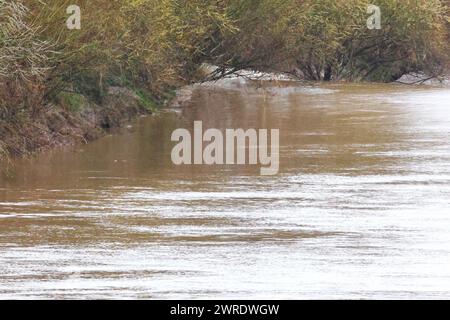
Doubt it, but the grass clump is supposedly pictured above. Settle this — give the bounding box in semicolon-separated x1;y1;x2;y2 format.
56;92;88;113
134;89;158;112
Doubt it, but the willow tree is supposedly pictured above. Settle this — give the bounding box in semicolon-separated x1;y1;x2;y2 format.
22;0;235;101
206;0;449;82
203;0;298;80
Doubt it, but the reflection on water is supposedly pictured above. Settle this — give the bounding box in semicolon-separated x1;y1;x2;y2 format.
1;80;450;299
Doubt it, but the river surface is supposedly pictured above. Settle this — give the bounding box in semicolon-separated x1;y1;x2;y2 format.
1;79;450;299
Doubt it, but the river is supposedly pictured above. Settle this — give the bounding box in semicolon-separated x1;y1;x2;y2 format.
1;79;450;299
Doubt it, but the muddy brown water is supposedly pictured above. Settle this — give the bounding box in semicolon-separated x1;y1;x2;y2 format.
1;79;450;299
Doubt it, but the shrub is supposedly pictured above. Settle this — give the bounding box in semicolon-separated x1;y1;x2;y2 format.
0;0;52;119
207;0;450;82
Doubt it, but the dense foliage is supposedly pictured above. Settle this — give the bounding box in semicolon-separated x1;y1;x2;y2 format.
209;0;450;81
0;0;449;158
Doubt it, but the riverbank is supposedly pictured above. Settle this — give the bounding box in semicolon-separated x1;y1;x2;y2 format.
0;0;225;167
0;86;173;168
2;68;448;169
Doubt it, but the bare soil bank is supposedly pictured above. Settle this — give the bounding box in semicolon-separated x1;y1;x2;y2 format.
0;87;150;166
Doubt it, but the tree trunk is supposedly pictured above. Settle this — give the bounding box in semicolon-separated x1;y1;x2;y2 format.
323;65;332;81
